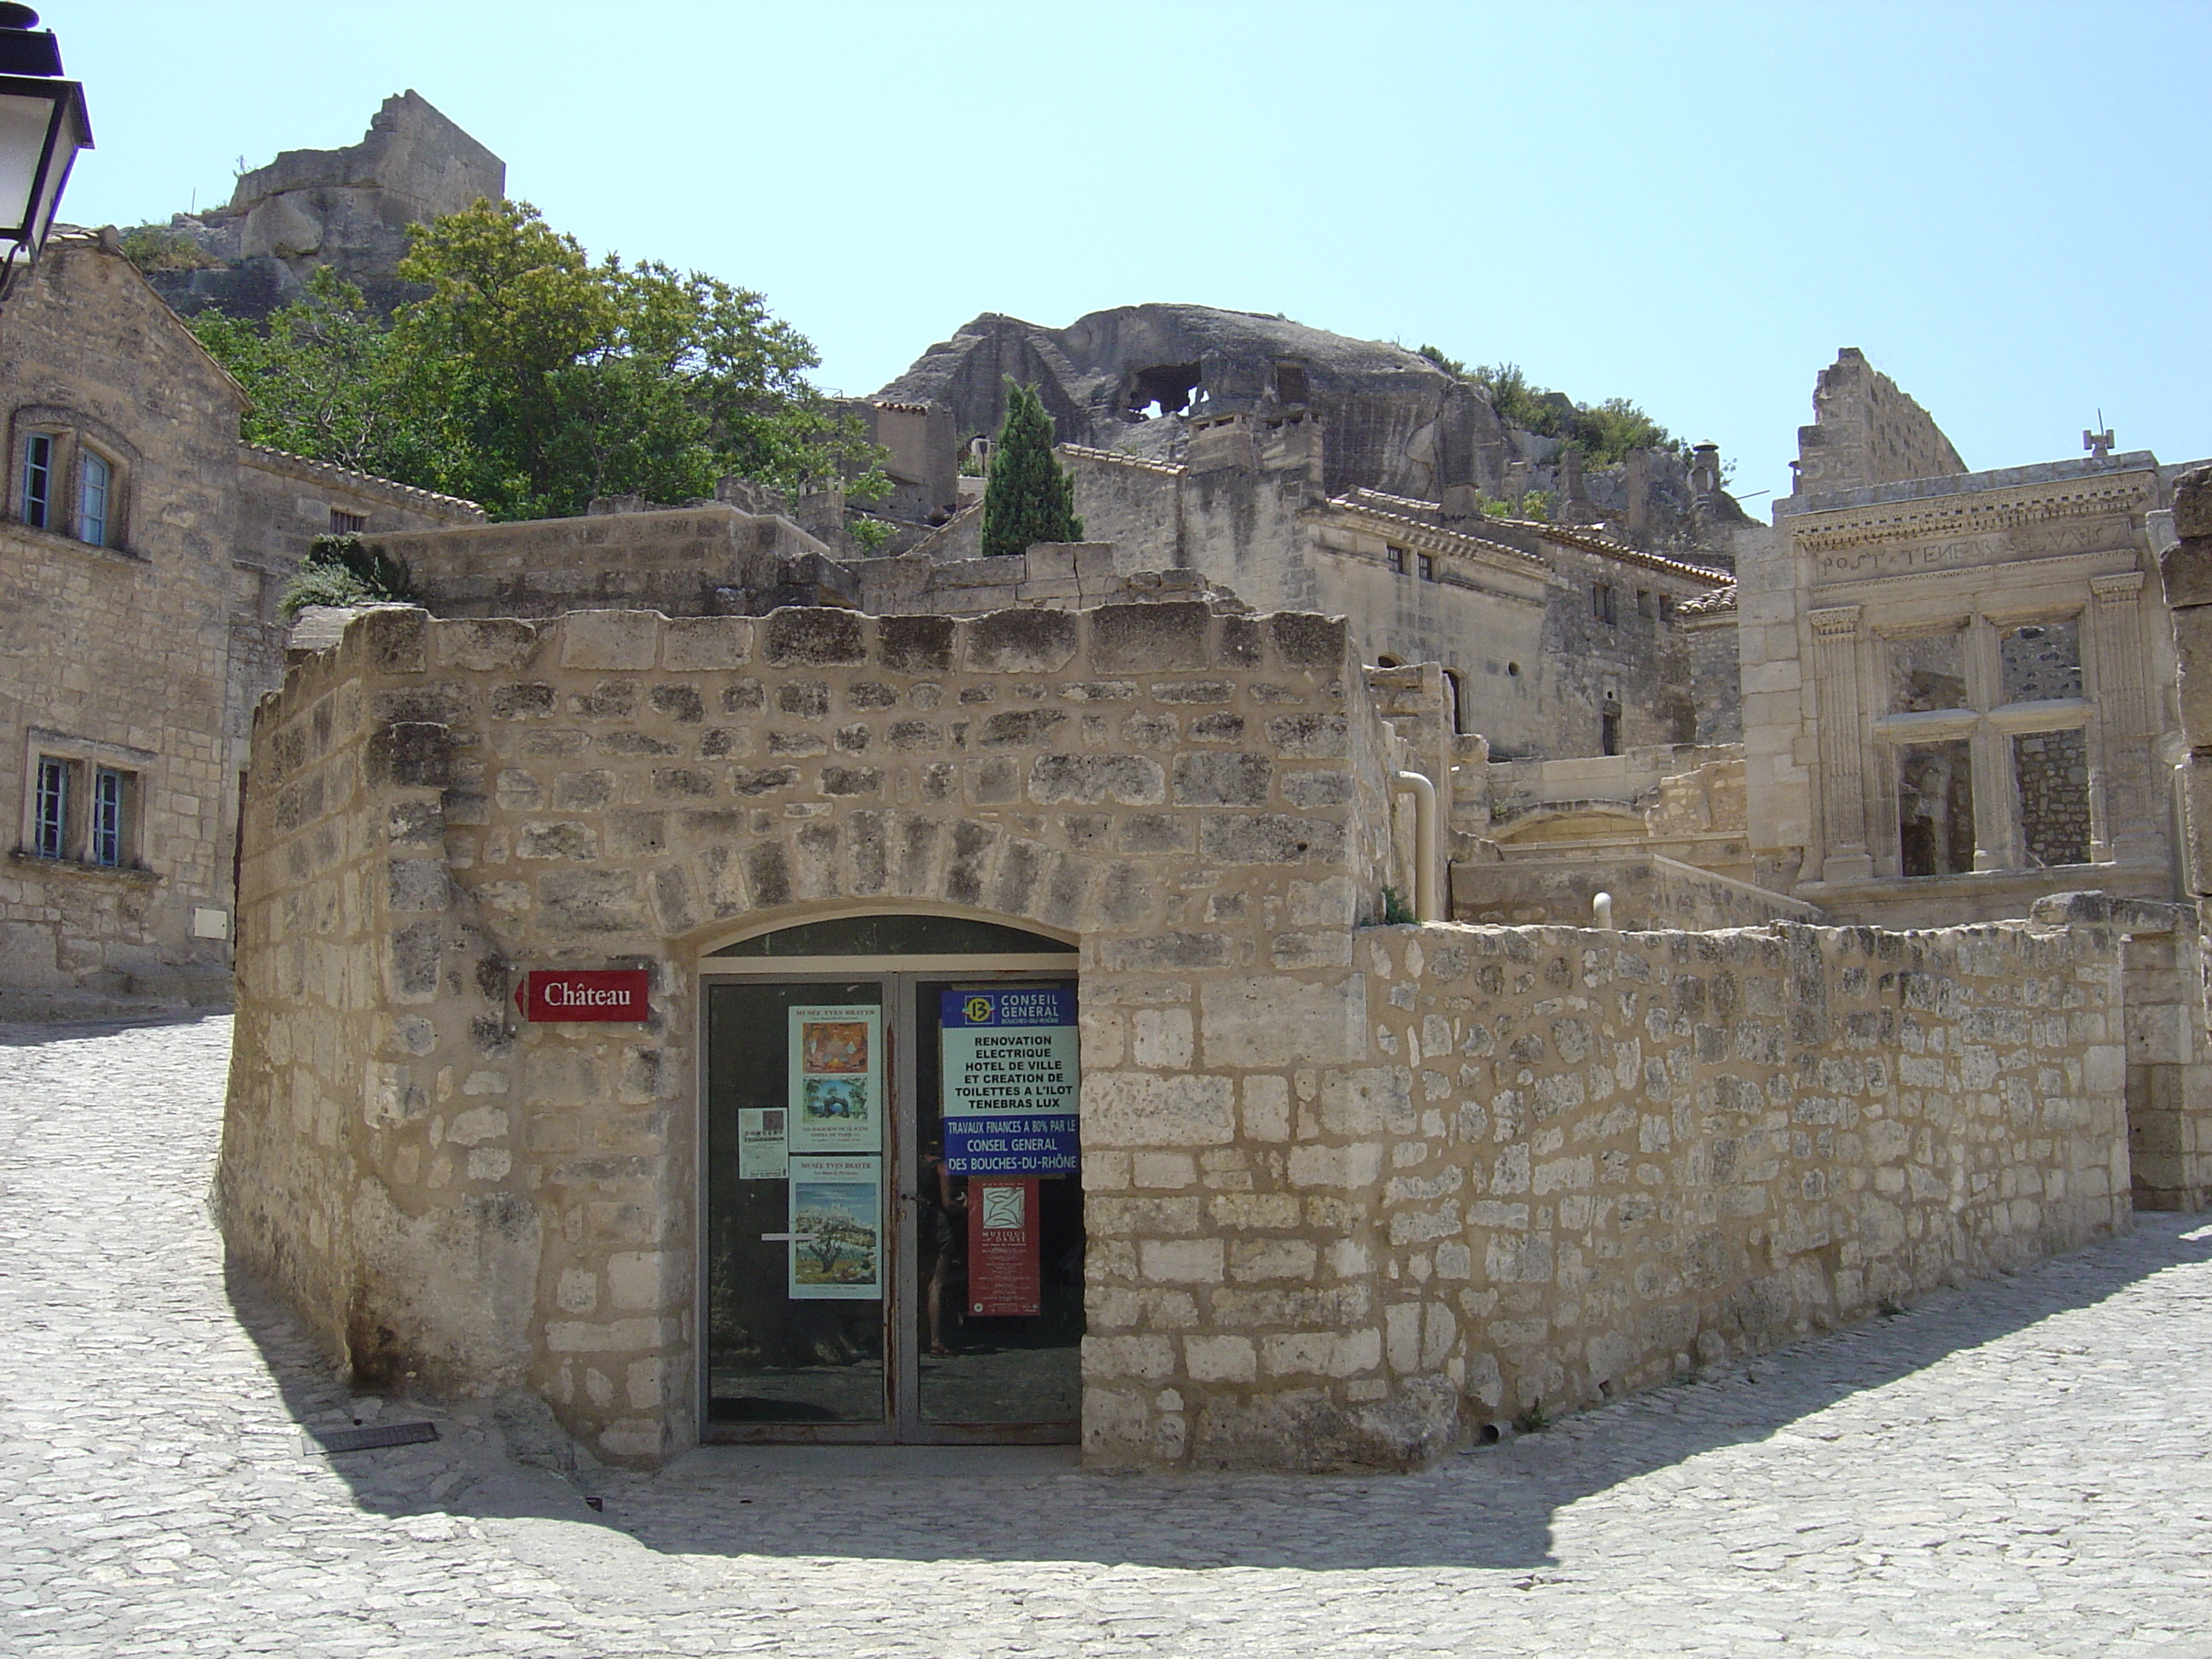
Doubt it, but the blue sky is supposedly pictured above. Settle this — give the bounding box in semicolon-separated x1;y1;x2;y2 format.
55;1;2212;503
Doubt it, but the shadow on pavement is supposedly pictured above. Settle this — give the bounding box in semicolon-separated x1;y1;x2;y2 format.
225;1212;2212;1575
0;1009;230;1048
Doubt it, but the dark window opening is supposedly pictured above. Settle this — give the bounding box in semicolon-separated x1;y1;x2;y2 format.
1443;669;1464;734
1592;583;1616;626
90;766;126;866
1126;363;1202;417
1899;740;1976;876
1417;553;1437;582
33;755;68;858
329;508;367;534
22;430;52;529
1273;362;1309;405
1635;589;1654;619
1600;701;1621;756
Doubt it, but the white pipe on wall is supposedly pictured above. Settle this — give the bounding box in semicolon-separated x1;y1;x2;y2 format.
1393;770;1441;923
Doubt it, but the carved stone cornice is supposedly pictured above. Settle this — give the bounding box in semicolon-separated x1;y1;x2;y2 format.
1790;472;2155;556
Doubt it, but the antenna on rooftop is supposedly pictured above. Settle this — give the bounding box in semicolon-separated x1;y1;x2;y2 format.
2083;410;2115;460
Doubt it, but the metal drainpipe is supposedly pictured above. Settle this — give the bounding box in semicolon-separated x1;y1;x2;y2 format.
1393;770;1441;923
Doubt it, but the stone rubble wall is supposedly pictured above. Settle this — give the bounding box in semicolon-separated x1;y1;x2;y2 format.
1084;918;2130;1469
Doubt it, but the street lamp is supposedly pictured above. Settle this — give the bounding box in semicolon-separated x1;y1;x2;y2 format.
0;3;89;293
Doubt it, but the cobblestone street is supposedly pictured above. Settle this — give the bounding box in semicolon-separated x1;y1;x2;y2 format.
4;1014;2211;1657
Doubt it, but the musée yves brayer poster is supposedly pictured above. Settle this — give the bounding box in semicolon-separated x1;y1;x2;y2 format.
786;1004;882;1155
787;1155;882;1301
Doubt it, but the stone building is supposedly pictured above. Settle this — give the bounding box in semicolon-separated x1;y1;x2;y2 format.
219;594;2144;1472
0;230;478;1016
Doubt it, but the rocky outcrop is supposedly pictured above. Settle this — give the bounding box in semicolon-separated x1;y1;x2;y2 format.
130;91;504;321
875;303;1512;504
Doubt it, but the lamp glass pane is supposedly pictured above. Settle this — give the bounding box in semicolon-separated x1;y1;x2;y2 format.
26;92;83;247
0;90;55;236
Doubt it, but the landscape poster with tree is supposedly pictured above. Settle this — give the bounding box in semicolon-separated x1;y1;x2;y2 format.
787;1155;882;1301
787;1005;881;1154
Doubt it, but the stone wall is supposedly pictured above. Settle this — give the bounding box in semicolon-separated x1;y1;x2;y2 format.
1790;348;1966;498
1080;916;2129;1465
369;506;836;620
1449;855;1819;931
0;239;249;1010
221;597;1407;1465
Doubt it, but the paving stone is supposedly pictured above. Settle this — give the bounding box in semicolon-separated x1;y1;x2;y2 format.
3;1015;2212;1656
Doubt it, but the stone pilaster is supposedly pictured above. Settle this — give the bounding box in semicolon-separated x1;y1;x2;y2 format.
1810;605;1872;882
2091;571;2152;862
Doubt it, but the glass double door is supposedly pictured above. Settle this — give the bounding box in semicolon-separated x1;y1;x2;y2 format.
702;970;1083;1442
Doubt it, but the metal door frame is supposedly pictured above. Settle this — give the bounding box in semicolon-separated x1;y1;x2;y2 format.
697;952;1080;1445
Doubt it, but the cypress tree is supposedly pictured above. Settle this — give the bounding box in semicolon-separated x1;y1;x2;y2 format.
981;380;1084;561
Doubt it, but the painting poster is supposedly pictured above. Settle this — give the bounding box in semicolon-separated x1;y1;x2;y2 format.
787;1155;882;1301
736;1107;788;1180
940;987;1080;1175
788;1004;882;1155
967;1176;1042;1317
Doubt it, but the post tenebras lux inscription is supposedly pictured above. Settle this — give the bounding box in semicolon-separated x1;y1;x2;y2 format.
517;969;651;1022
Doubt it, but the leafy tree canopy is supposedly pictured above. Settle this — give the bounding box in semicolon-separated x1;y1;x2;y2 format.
980;380;1083;561
1415;346;1683;468
195;199;885;522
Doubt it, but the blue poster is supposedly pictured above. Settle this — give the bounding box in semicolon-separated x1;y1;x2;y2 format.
941;987;1080;1173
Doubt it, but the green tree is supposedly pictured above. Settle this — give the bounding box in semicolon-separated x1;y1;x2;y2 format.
980;380;1082;561
192;199;884;522
193;268;457;484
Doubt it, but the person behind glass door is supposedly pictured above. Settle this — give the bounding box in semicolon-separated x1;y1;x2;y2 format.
920;1136;966;1358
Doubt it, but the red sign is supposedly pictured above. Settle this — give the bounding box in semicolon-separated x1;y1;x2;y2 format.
967;1177;1042;1317
516;969;650;1022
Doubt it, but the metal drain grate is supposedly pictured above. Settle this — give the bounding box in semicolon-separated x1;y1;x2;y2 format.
313;1421;439;1454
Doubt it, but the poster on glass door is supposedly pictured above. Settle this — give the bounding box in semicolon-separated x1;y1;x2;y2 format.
940;987;1080;1174
787;1155;882;1300
787;1004;882;1154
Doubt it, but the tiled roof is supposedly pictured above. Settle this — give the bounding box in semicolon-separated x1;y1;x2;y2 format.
1060;443;1185;477
239;445;486;518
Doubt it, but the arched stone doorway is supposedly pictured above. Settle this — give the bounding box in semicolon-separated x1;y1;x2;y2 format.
695;908;1083;1443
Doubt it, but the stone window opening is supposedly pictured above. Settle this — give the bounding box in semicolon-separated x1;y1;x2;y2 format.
1600;698;1621;756
12;414;134;550
329;507;367;535
1417;552;1436;582
1592;583;1616;626
1442;669;1464;734
1386;544;1409;576
1897;740;1976;877
1635;589;1654;620
1873;612;2097;879
21;736;147;869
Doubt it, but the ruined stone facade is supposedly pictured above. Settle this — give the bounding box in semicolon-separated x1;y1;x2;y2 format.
0;234;478;1015
1790;347;1968;498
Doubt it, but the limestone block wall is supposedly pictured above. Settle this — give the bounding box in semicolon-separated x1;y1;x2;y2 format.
1365;921;2129;1424
1080;917;2130;1470
222;597;1407;1466
0;241;250;1009
371;507;835;620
